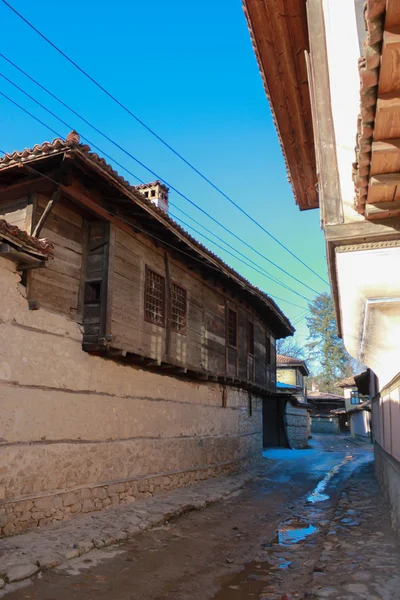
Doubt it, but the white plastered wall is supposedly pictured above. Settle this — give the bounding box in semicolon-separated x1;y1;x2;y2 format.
322;0;364;223
335;245;400;388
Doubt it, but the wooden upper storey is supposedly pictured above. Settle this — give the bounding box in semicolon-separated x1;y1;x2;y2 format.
243;0;319;210
0;135;294;394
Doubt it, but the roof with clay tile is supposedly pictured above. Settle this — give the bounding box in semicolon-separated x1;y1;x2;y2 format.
0;132;294;338
0;219;53;257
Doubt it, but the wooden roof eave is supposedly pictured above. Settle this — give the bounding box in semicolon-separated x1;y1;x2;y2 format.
243;0;319;210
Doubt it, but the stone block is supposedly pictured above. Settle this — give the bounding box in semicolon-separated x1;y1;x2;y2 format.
18;500;33;513
53;496;63;509
37;555;62;569
31;511;46;520
7;563;39;583
34;496;54;510
3;522;15;535
93;487;107;500
20;512;32;522
78;540;94;554
64;549;80;560
82;499;94;513
70;503;82;513
80;488;91;499
63;493;78;507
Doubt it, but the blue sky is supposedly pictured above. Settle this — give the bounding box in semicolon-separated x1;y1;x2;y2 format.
0;0;329;342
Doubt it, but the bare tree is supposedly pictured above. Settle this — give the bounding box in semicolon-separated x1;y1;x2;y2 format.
276;337;305;359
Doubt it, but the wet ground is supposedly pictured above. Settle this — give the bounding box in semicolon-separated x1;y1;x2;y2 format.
3;435;380;600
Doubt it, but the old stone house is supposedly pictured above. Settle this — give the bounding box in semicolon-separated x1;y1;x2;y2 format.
0;132;293;536
308;390;346;434
275;354;311;448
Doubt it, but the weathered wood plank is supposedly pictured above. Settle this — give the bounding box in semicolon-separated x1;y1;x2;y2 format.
370;139;400;175
374;93;400;140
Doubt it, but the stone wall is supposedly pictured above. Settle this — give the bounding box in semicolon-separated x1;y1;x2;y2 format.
374;443;400;537
0;258;262;536
284;403;309;449
311;416;339;434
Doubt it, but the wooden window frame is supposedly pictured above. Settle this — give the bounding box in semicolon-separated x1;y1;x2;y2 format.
227;307;238;349
170;280;188;334
144;265;166;327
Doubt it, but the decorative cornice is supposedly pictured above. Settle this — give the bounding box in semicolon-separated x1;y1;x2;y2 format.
336;239;400;253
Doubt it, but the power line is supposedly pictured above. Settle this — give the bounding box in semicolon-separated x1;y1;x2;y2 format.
0;0;329;286
0;72;321;298
169;210;310;304
0;148;299;318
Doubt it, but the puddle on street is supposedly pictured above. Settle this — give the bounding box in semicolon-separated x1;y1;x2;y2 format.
213;458;353;599
213;518;319;599
274;520;318;546
307;455;354;504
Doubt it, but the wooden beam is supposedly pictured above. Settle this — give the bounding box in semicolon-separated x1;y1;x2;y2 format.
32;189;61;237
164;252;171;362
374;93;400;140
0;176;55;202
370;139;400;175
365;200;400;219
325;220;400;245
370;173;400;186
385;0;400;30
306;0;342;223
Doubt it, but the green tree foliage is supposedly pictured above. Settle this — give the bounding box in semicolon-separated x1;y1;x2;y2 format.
306;292;351;392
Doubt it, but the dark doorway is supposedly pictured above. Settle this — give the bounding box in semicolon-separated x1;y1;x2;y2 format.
262;397;286;447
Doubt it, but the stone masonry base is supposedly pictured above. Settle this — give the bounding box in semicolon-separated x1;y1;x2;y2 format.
0;459;266;591
0;453;260;538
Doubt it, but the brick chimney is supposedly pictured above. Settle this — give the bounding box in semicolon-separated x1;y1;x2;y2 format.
137;181;169;213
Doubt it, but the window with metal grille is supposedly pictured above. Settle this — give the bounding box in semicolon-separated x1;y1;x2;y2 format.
247;321;254;356
227;308;237;348
171;283;187;332
144;267;165;326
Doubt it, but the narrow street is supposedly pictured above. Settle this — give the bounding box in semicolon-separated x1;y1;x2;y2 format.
4;435;399;600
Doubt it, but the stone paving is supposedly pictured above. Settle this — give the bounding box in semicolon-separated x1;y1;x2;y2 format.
228;460;400;600
308;461;400;599
0;464;261;592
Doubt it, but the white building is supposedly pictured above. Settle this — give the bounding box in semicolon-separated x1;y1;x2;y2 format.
244;0;400;534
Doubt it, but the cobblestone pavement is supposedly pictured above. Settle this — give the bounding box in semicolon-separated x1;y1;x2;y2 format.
213;459;400;600
1;435;389;599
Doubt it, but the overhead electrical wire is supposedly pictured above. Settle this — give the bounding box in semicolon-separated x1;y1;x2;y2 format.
169;207;310;301
0;73;321;298
0;88;307;308
169;210;310;304
0;0;329;286
0;147;302;315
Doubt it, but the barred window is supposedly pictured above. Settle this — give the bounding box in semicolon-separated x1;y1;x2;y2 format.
144;267;165;326
171;283;187;332
247;321;254;356
227;308;237;348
